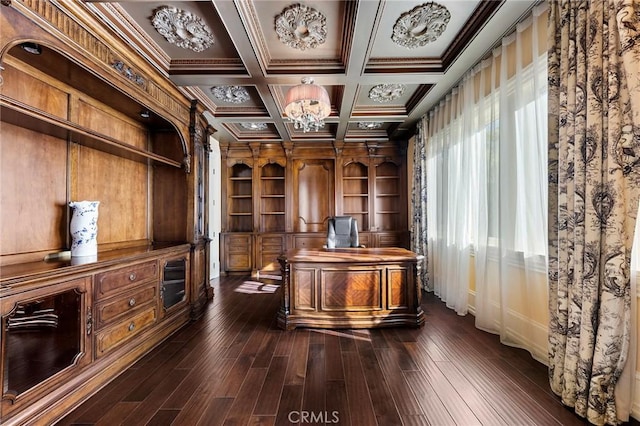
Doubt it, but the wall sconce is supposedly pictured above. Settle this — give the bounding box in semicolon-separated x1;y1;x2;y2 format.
20;42;42;55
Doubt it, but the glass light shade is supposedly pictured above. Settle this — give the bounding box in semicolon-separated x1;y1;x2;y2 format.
284;77;330;132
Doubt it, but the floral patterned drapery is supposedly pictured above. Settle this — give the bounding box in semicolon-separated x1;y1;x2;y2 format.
411;117;429;291
547;1;640;424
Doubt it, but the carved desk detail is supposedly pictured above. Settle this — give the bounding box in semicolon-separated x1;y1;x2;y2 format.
278;248;424;330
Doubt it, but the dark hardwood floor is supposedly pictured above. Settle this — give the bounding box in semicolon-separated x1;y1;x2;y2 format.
59;274;607;425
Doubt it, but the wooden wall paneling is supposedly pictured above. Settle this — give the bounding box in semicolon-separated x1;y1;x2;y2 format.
0;124;68;262
75;97;148;150
293;159;334;233
73;147;149;247
152;130;189;243
189;243;209;318
219;140;409;273
1;60;69;119
153;164;188;243
334;154;344;216
0;4;203;424
283;141;294;233
368;157;376;234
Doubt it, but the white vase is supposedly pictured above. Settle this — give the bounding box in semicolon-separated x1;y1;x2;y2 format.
69;201;100;257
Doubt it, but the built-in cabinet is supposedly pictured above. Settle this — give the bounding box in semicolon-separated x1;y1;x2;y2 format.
0;3;211;424
220;141;409;275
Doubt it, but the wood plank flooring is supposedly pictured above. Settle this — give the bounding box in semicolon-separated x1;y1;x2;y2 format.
59;274;623;425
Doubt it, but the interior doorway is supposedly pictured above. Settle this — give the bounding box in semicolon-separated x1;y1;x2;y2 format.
208;136;221;278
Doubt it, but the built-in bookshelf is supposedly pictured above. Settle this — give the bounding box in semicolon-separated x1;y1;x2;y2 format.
375;161;401;231
220;141;409;275
342;161;369;231
259;163;285;232
228;163;253;232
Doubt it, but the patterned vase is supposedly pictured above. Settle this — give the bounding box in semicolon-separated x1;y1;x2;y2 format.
69;201;100;257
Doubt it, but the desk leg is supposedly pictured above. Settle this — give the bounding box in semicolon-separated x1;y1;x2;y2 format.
277;257;292;330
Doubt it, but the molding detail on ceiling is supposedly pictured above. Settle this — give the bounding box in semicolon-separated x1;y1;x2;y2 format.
358;122;383;130
240;122;268;130
391;2;451;49
211;86;251;104
369;84;406;103
275;4;327;50
151;6;214;52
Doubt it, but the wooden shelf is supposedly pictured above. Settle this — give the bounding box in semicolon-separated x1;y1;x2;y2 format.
230;195;252;199
344;193;368;197
261;212;285;215
230;177;252;181
229;212;252;216
376;193;400;197
1;97;182;169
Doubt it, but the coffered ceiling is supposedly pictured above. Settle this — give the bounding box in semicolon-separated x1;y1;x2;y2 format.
85;0;537;144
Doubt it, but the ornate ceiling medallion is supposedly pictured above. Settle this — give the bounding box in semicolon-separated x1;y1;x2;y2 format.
358;122;383;130
368;84;406;103
392;2;451;49
275;4;327;50
240;122;268;131
151;6;214;52
211;86;250;104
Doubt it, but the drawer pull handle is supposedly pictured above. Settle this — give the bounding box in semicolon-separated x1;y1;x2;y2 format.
129;273;137;281
129;298;136;307
128;322;135;332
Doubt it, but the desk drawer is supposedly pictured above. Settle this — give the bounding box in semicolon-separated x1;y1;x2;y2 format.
94;306;157;358
95;260;158;300
95;283;157;329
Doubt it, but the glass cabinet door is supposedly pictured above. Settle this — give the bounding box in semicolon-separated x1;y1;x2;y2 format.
1;277;91;405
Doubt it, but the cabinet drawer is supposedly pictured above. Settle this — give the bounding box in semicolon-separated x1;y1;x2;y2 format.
95;260;158;300
261;236;284;247
226;235;251;252
94;306;157;358
292;235;325;249
95;283;157;329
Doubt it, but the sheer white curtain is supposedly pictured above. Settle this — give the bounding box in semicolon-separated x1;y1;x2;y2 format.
426;88;474;315
473;5;549;358
425;4;549;358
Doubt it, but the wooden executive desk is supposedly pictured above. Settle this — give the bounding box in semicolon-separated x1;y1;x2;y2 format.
277;247;425;330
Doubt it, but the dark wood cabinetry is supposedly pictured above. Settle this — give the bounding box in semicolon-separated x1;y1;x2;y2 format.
0;3;210;424
227;163;254;232
342;161;370;231
259;162;286;232
220;141;409;275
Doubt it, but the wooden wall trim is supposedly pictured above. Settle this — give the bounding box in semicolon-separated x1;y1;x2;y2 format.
1;1;191;142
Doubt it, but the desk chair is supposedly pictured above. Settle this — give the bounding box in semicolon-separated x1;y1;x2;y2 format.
325;216;364;248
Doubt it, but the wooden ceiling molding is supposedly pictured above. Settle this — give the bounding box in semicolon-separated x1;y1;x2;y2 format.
83;0;536;145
